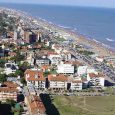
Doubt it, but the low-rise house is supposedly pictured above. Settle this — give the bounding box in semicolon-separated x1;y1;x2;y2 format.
4;62;18;75
70;80;82;91
60;52;72;61
32;56;50;66
25;95;46;115
25;69;46;90
57;62;74;74
96;56;104;62
41;65;51;72
8;51;17;57
77;66;88;76
87;73;105;87
0;81;20;102
51;44;63;54
47;52;61;65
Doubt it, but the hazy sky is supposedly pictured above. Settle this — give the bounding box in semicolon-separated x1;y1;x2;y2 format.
0;0;115;8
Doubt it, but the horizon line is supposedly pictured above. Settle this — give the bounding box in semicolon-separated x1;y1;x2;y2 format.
0;2;115;9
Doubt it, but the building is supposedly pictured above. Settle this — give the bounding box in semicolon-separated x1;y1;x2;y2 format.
32;56;50;66
70;80;82;91
41;65;51;72
48;74;82;91
0;81;19;102
77;66;88;76
4;62;18;75
47;52;61;65
87;73;105;88
61;52;72;61
48;74;68;90
57;62;74;74
25;95;46;115
25;69;46;90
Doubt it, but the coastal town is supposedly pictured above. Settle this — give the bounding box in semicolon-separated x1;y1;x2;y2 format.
0;7;115;115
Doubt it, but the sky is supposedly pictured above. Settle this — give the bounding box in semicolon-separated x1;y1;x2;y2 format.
0;0;115;8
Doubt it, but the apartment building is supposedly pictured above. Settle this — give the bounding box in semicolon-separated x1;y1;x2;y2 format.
25;69;46;90
48;74;68;90
47;52;61;65
57;62;74;74
87;73;105;87
0;81;19;102
25;95;46;115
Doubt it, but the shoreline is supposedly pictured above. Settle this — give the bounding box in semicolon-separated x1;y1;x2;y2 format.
37;17;115;56
1;7;115;57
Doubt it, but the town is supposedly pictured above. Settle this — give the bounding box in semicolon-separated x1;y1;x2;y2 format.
0;7;115;115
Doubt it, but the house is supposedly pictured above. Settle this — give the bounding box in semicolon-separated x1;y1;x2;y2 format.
25;69;46;90
87;73;105;88
51;44;62;54
48;74;82;91
0;81;20;102
60;52;72;61
32;56;50;66
96;56;104;62
25;95;46;115
57;62;74;74
8;51;17;57
4;62;18;75
70;80;82;91
48;74;68;90
47;52;61;65
41;65;51;72
77;66;88;76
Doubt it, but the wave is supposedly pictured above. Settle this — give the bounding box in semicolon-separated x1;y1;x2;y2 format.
106;38;115;42
58;25;70;29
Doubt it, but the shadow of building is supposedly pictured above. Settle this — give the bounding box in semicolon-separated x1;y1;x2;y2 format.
40;94;60;115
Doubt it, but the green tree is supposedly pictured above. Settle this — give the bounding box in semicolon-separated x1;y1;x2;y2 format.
6;99;16;107
0;60;6;68
19;62;31;72
20;77;26;86
0;74;7;83
15;70;24;77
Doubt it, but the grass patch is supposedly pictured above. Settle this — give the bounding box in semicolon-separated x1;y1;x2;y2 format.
52;96;115;115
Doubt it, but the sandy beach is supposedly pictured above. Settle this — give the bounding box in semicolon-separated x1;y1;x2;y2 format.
36;17;115;57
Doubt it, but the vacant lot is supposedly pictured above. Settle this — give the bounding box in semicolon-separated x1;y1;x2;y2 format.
52;96;115;115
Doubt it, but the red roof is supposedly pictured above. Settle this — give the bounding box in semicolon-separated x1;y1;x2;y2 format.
48;74;68;82
25;69;45;81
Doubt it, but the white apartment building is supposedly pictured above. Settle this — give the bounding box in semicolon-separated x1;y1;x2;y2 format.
57;62;74;74
25;69;46;90
4;62;18;75
77;66;88;76
48;74;67;90
87;73;105;87
48;74;82;91
71;80;82;91
48;52;61;65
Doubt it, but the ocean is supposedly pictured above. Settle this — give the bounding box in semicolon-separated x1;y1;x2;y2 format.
0;3;115;49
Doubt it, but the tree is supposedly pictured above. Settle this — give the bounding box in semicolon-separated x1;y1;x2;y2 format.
19;62;31;72
6;99;16;107
0;60;6;68
8;73;17;77
15;70;24;77
0;74;7;83
20;77;26;86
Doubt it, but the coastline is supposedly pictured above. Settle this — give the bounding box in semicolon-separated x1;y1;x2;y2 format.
1;7;115;57
37;17;115;57
47;20;115;56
